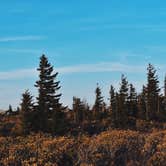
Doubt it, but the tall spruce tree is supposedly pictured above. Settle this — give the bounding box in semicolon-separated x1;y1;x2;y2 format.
119;74;128;100
8;105;13;115
110;85;116;125
110;85;116;112
35;55;63;133
20;90;34;134
118;74;129;127
93;84;104;120
146;64;160;120
114;92;122;128
138;85;147;119
127;84;138;117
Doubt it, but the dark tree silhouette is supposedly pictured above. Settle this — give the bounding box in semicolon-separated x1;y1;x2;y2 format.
20;90;34;134
73;97;84;125
118;74;129;128
146;64;160;120
127;83;138;117
138;85;147;119
110;85;116;126
93;84;104;120
2;58;166;136
34;54;64;133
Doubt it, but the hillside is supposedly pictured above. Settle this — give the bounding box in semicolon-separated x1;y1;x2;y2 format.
0;129;166;166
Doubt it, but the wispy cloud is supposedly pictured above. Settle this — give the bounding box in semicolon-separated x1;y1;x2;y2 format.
0;62;148;80
0;63;164;109
0;69;37;80
0;62;164;80
58;62;146;74
0;36;45;42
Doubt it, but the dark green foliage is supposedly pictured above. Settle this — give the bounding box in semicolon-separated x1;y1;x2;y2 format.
82;100;91;122
114;93;121;127
110;85;116;112
34;55;64;134
73;97;84;124
110;80;137;128
138;86;147;119
72;97;91;126
20;90;34;134
110;85;116;126
2;55;166;136
146;64;160;120
156;76;166;121
101;102;107;118
93;84;104;120
8;105;13;113
119;74;129;100
127;84;138;117
118;75;129;127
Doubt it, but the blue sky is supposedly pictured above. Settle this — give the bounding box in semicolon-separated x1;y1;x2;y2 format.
0;1;166;109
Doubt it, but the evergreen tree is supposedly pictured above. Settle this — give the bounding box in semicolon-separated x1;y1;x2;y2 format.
20;90;34;134
157;75;166;121
110;85;116;112
138;85;147;119
114;92;122;128
118;74;129;127
93;84;104;120
8;105;13;115
119;74;129;100
82;99;90;122
73;97;84;125
146;64;160;120
127;84;138;117
35;54;64;133
102;102;107;113
110;85;116;125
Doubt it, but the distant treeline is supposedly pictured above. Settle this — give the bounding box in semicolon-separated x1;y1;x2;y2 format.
0;55;166;135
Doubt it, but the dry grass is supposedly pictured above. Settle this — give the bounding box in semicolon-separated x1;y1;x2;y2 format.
0;129;166;165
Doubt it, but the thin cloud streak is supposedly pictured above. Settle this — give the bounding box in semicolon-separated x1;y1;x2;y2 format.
0;69;37;80
0;62;148;80
0;36;45;42
58;63;145;74
0;62;164;80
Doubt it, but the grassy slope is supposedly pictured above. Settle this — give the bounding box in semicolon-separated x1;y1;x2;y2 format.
0;129;166;166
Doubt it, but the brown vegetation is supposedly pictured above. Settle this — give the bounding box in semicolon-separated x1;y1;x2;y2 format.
0;55;166;165
0;128;166;165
